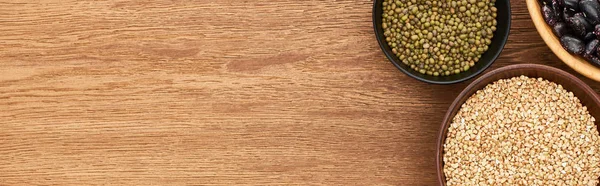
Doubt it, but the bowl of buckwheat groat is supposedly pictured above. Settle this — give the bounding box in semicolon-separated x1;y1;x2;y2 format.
437;64;600;185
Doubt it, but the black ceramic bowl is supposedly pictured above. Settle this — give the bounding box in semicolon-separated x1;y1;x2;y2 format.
372;0;512;84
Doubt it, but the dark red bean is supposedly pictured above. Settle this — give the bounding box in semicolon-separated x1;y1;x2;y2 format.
564;0;580;11
567;14;592;36
564;8;575;21
596;42;600;56
585;32;596;41
553;22;572;37
543;4;559;26
594;25;600;39
585;39;599;55
552;0;564;21
580;0;600;24
586;55;600;66
561;35;585;54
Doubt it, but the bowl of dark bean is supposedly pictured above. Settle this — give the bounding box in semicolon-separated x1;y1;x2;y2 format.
373;0;511;84
528;0;600;81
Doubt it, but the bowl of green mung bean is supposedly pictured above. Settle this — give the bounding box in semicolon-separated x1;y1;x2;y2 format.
373;0;511;84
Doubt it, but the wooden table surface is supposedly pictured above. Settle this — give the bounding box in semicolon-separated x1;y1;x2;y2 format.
2;0;599;185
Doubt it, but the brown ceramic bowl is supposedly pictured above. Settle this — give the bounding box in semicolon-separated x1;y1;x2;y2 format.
436;64;600;185
527;0;600;82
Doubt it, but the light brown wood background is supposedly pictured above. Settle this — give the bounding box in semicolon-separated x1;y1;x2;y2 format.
1;0;599;185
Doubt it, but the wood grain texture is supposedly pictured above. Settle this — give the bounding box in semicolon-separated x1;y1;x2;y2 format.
1;0;599;185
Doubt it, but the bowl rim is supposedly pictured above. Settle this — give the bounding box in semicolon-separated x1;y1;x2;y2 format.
526;0;600;82
372;0;512;84
435;64;600;185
